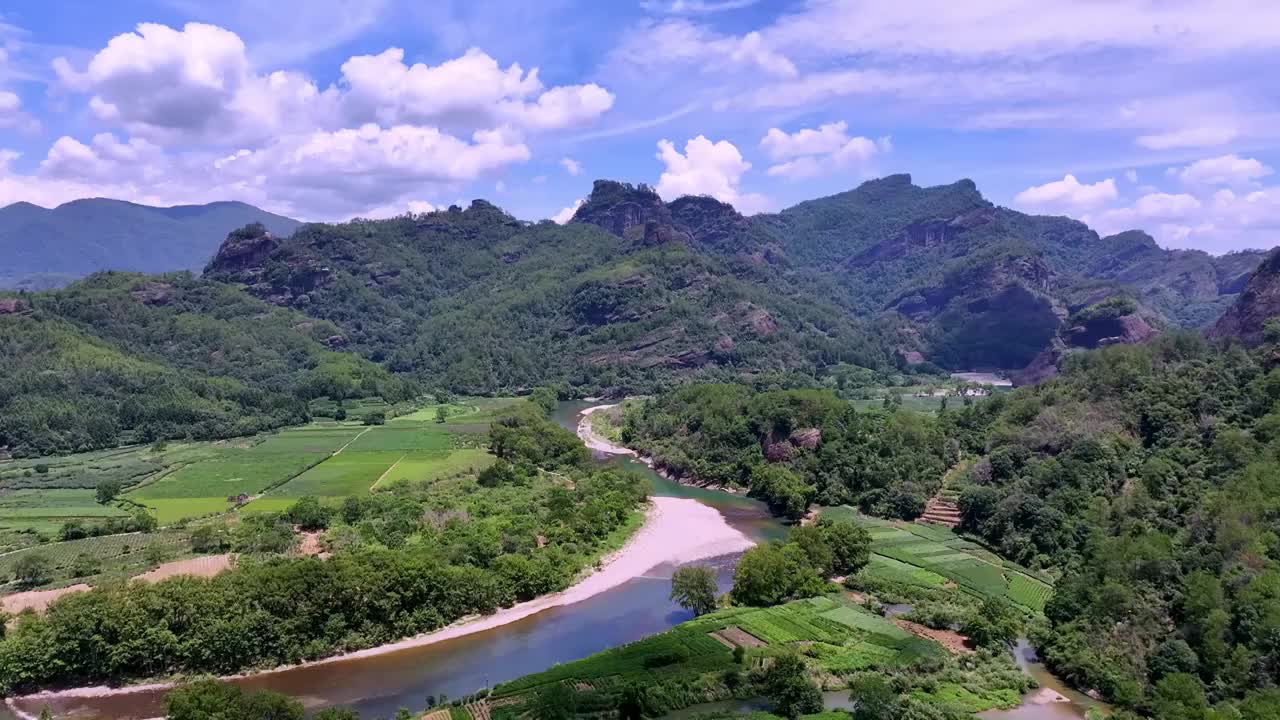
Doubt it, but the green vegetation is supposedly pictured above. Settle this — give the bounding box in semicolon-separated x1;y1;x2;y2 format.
0;272;413;457
671;565;719;616
622;385;956;520
0;397;647;693
486;593;1024;720
0;530;195;589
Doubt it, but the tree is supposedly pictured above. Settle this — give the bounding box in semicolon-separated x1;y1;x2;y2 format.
1150;673;1211;720
314;709;360;720
435;406;448;424
817;518;871;576
13;553;51;587
531;683;576;720
363;411;386;426
617;684;645;720
732;544;791;606
762;654;822;720
70;553;101;578
191;524;231;553
96;478;124;504
670;565;718;616
961;598;1022;649
167;680;305;720
851;676;904;720
285;496;332;531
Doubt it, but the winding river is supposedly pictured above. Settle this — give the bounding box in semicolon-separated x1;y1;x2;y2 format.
8;402;783;720
7;402;1098;720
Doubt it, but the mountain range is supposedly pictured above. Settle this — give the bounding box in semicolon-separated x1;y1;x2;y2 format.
2;174;1275;456
0;198;301;290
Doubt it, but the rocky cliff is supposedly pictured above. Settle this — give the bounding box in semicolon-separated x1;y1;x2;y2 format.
1209;247;1280;347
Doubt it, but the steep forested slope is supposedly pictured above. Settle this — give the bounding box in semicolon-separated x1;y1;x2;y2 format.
951;334;1280;716
0;273;411;456
204;207;900;393
0;199;300;290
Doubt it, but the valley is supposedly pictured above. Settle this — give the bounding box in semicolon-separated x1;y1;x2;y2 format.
0;176;1278;720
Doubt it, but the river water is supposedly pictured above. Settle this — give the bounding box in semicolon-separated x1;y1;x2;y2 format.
9;403;1095;720
9;402;782;720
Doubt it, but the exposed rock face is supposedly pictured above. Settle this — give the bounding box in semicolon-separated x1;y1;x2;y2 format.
1209;247;1280;346
204;223;280;275
0;298;26;315
790;427;821;450
129;282;175;306
1013;311;1158;386
571;180;684;243
852;207;994;266
204;223;333;307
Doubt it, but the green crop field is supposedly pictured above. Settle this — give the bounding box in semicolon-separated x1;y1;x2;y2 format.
492;594;938;706
341;426;453;453
274;451;403;497
371;449;496;489
0;530;195;590
820;506;1054;613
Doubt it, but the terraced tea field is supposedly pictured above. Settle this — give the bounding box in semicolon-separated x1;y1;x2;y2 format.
0;530;195;591
822;507;1054;613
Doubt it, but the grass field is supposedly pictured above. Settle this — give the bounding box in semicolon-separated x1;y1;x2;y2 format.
371;449;496;489
821;508;1054;613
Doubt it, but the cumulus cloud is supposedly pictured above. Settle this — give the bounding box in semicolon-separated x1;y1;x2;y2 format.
30;22;613;219
641;0;762;14
560;157;582;176
759;121;890;180
1013;174;1118;214
552;198;584;224
1174;154;1273;187
338;47;612;131
52;24;613;145
655;135;768;213
52;23;336;144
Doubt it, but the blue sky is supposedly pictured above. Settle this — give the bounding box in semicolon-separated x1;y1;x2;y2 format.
1;0;1278;253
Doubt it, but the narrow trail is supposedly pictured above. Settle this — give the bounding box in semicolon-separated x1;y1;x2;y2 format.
371;453;408;491
332;426;373;456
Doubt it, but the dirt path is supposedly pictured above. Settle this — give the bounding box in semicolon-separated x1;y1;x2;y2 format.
332;426;373;456
370;453;408;490
893;618;973;654
1;585;93;614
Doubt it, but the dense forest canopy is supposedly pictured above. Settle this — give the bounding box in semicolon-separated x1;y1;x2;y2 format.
623;327;1280;718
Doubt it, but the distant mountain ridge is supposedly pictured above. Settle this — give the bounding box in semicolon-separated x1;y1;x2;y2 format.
0;198;301;290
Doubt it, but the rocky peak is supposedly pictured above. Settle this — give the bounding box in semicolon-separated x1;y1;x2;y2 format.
1209;247;1280;346
571;180;681;243
204;223;280;275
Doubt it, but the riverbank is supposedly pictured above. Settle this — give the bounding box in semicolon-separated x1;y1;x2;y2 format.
9;495;753;709
578;404;747;495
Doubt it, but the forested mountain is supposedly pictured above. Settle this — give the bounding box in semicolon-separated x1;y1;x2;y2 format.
0;272;412;456
0;199;300;290
3;176;1272;457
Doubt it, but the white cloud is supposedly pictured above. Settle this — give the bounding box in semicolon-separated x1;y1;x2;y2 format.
655;135;769;213
1133;192;1201;219
759;121;890;180
641;0;761;14
52;22;335;144
613;20;796;79
1175;154;1273;187
1013;174;1118;214
339;47;612;131
552;198;584;224
1124;169;1138;183
560;157;582;176
1135;126;1238;150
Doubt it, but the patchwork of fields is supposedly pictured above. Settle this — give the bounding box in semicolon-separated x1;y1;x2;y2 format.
821;507;1054;613
0;397;522;536
490;594;941;717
